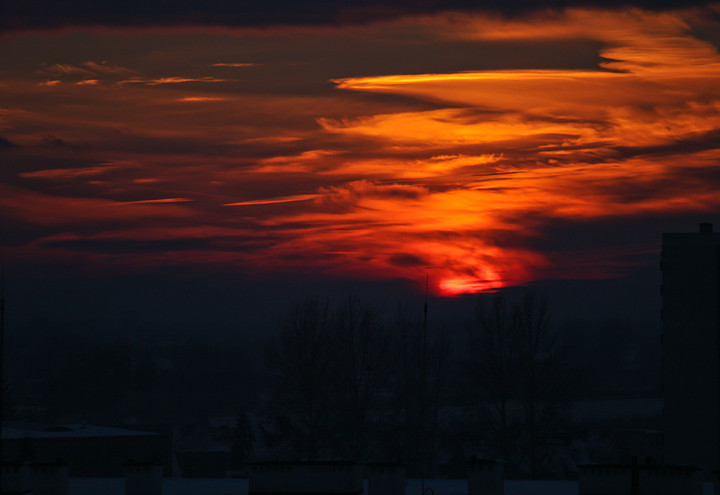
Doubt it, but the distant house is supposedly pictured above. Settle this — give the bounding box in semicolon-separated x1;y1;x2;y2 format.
610;429;664;465
173;414;254;478
578;461;703;495
1;424;173;477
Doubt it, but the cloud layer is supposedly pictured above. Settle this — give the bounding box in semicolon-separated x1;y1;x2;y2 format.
2;0;715;32
2;7;720;294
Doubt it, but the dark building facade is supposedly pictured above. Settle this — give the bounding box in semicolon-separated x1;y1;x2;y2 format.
661;222;720;470
1;424;173;477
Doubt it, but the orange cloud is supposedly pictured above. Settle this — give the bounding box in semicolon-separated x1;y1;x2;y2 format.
42;61;137;76
210;63;259;67
314;10;720;292
225;193;318;206
176;96;226;102
121;198;194;204
120;76;230;85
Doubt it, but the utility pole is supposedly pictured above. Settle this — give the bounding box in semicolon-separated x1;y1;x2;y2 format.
420;274;428;494
0;235;5;463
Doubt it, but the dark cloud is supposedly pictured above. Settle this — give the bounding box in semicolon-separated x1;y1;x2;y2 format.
41;236;274;253
1;0;712;32
0;136;18;148
525;214;716;267
612;128;720;160
38;135;89;151
389;253;427;267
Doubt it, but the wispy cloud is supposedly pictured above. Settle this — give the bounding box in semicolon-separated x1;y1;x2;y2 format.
210;63;259;67
176;96;226;102
120;76;230;85
121;198;194;204
20;163;125;180
42;61;137;76
225;193;318;206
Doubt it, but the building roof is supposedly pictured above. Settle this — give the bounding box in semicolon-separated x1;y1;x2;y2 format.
2;424;163;439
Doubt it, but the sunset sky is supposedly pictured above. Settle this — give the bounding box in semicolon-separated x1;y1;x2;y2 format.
2;1;720;334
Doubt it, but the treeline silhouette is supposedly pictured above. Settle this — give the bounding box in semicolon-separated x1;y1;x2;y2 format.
5;291;660;478
260;293;569;478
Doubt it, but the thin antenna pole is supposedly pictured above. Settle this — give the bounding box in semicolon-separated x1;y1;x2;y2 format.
423;274;428;330
420;273;428;494
0;227;5;463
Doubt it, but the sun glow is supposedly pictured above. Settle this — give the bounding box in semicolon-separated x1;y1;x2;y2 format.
439;277;502;296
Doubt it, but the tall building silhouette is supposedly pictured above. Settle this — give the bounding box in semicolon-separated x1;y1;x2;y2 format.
662;222;720;470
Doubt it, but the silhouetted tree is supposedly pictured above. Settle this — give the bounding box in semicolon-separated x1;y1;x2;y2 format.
329;297;389;460
34;332;149;422
263;297;391;460
264;299;336;459
514;292;568;476
465;294;519;464
387;303;449;477
465;291;568;477
228;409;255;473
